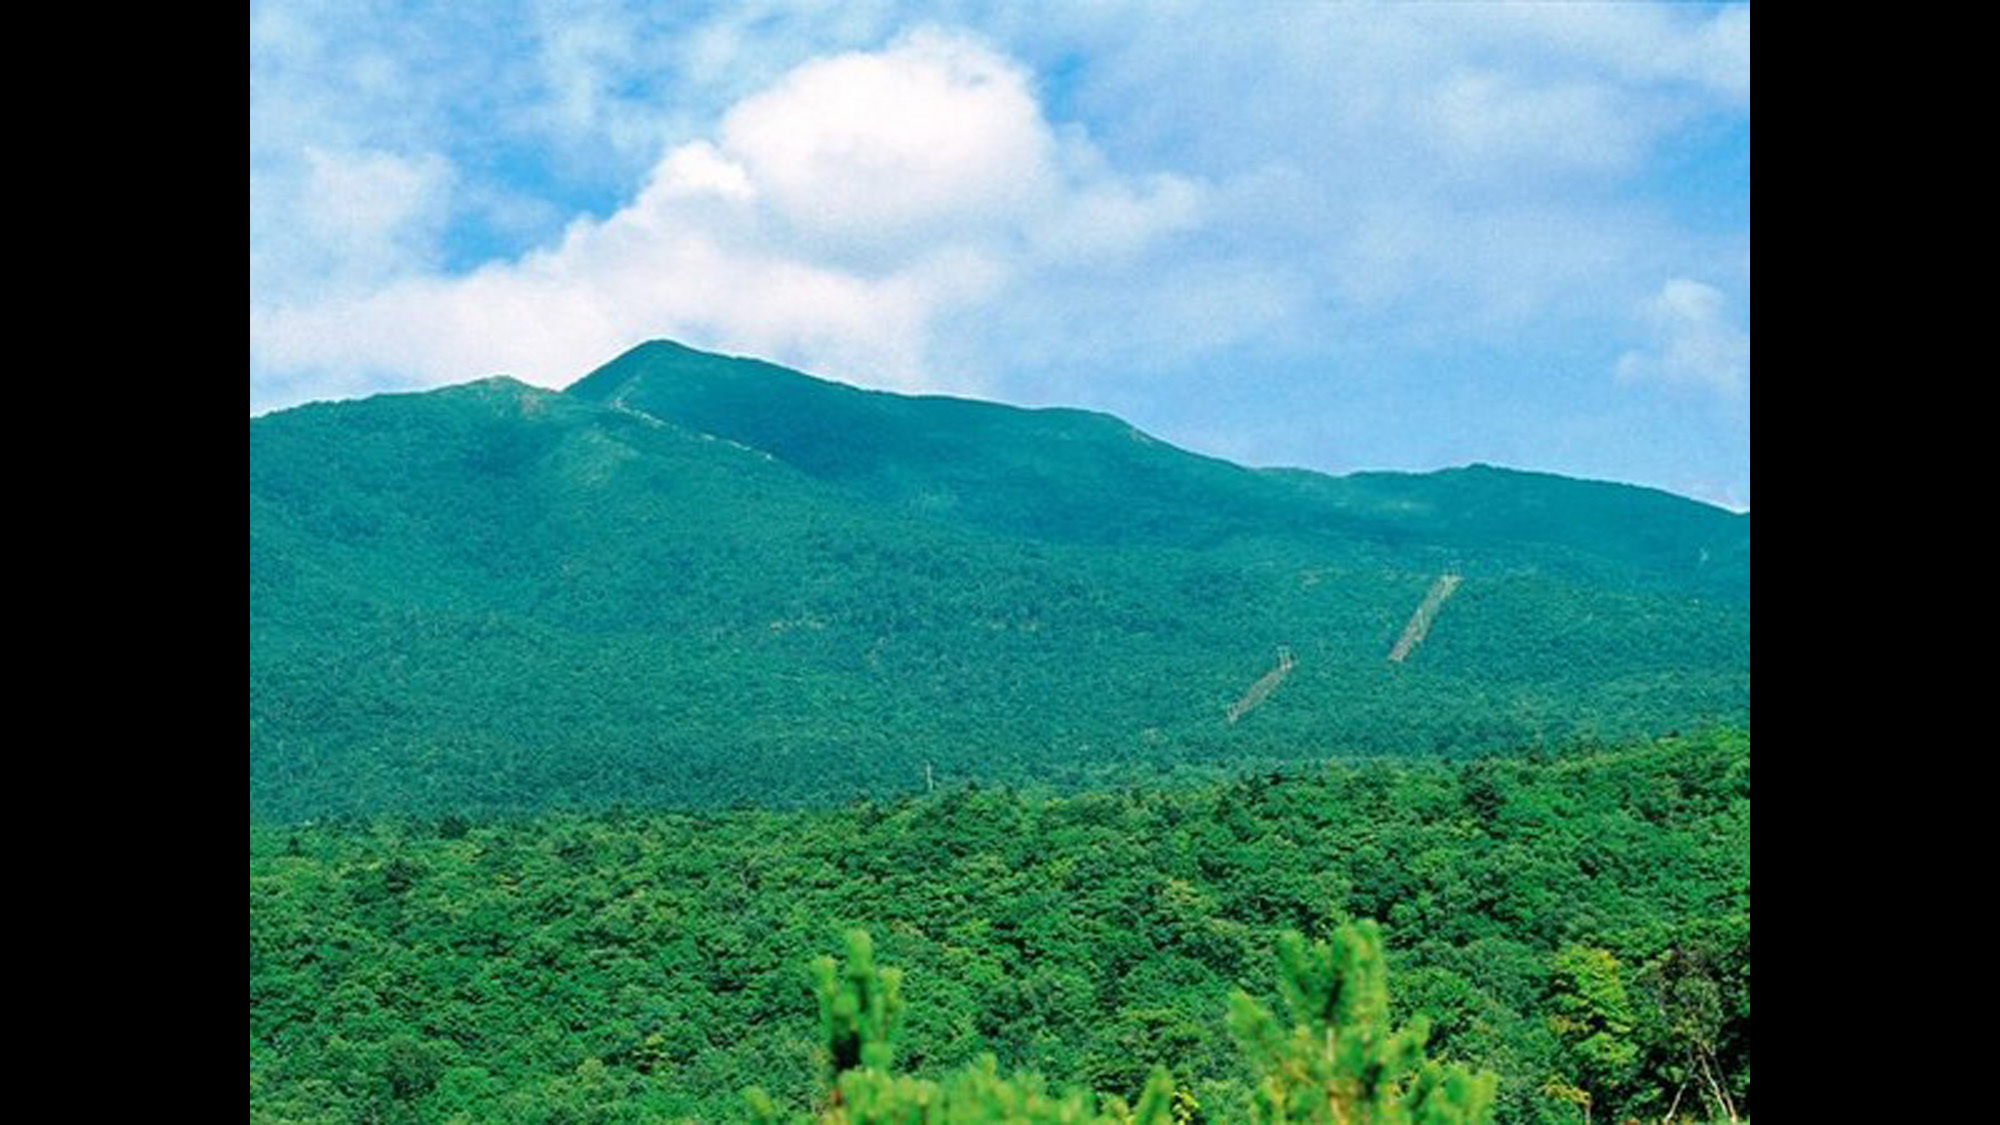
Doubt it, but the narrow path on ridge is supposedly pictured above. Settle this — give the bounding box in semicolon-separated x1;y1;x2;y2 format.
1226;645;1296;724
1388;574;1462;663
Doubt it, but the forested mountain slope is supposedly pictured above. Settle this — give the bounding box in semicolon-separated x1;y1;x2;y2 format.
250;342;1748;819
570;342;1747;596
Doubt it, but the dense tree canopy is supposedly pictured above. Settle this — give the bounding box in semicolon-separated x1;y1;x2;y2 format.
251;349;1747;820
249;731;1748;1123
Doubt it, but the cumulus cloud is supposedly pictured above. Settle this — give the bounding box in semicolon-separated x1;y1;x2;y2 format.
718;32;1057;254
270;148;454;290
1615;279;1749;396
1418;71;1659;176
250;28;1203;408
962;2;1748;345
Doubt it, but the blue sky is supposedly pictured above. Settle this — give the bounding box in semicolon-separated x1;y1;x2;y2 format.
250;1;1749;509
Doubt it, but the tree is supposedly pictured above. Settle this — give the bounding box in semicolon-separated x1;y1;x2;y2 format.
1546;947;1638;1123
751;922;1497;1124
1637;941;1746;1124
1227;920;1497;1124
747;929;1175;1123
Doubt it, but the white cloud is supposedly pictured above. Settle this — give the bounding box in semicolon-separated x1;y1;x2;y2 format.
974;2;1747;339
1615;279;1749;396
303;148;452;281
250;28;1204;409
250;3;1748;462
718;31;1057;254
1419;70;1659;176
249;2;1749;506
1397;3;1749;105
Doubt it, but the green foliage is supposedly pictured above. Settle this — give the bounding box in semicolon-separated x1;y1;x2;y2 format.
754;931;1173;1124
820;1054;1173;1125
248;351;1750;1123
1228;922;1495;1124
816;931;906;1076
249;732;1748;1123
756;922;1485;1125
1630;932;1749;1124
1546;947;1639;1113
250;343;1749;820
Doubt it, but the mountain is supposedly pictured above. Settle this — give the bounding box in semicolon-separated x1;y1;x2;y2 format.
249;341;1748;819
570;343;1747;591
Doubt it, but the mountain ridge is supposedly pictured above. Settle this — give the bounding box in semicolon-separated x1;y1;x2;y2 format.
572;339;1747;513
559;341;1745;593
249;340;1748;819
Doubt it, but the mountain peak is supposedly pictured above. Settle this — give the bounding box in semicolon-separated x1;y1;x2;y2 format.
252;340;1748;817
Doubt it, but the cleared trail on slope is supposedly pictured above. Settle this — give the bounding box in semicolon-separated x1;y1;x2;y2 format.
1226;645;1296;724
1388;574;1462;663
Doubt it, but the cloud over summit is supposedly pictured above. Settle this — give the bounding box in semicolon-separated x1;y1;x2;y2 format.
251;29;1201;406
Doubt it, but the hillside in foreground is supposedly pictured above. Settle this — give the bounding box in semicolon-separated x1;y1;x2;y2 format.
250;342;1748;819
250;730;1750;1124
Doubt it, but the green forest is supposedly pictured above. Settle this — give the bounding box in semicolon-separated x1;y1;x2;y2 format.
251;730;1748;1124
250;344;1749;1123
251;344;1748;820
250;0;1756;1110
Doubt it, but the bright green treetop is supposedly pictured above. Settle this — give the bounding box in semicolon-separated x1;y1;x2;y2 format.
754;922;1493;1125
753;929;1173;1124
1227;921;1497;1125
